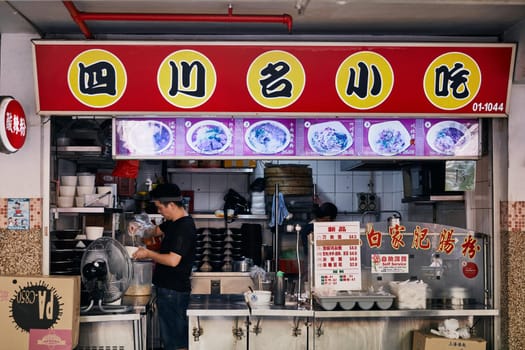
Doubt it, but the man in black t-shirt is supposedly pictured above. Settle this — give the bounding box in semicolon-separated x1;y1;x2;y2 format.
130;183;196;350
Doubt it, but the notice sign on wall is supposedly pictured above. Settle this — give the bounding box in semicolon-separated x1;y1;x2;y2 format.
371;254;409;274
313;221;362;291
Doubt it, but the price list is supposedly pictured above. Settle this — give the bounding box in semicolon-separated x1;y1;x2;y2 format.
313;221;362;291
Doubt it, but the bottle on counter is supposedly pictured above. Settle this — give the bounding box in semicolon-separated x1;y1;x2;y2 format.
273;270;285;306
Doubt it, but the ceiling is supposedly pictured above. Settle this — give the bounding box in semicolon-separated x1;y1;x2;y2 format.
0;0;525;40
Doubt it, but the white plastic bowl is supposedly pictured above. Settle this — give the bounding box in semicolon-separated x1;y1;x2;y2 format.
85;226;104;240
59;186;76;197
77;186;95;195
97;186;113;194
75;196;85;207
61;175;77;186
57;196;74;208
244;290;272;308
78;175;95;187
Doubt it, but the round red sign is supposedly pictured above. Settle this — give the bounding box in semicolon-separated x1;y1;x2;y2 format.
0;97;27;153
462;261;479;279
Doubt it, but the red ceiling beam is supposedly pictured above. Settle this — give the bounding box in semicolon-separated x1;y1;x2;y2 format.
63;1;293;39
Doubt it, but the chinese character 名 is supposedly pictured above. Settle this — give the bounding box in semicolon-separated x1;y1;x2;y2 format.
168;60;206;98
411;225;431;250
346;61;382;98
259;61;292;98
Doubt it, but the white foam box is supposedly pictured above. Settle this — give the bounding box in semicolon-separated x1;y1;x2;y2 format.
0;275;80;350
412;331;486;350
389;281;427;309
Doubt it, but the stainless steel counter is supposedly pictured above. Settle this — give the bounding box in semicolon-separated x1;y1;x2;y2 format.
78;295;151;350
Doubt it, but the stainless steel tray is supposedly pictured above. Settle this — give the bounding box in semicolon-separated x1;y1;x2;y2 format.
314;291;395;310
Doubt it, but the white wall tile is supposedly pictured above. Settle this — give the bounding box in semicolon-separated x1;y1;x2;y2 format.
192;174;211;192
317;160;336;174
193;192;210;211
170;173;192;190
334;192;355;212
316;174;335;193
353;172;372;192
335;174;353;192
227;174;248;194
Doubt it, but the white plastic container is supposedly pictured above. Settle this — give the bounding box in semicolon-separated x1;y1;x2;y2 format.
59;186;76;197
125;260;153;296
61;175;77;186
85;226;104;240
78;175;95;187
57;196;74;208
77;186;95;195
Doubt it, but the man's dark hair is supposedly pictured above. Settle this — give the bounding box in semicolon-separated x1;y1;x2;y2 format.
149;183;184;207
315;202;338;220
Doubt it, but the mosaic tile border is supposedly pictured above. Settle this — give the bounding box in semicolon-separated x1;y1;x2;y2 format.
500;201;525;232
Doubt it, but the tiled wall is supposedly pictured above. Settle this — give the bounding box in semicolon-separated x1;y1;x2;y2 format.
166;160;465;226
500;201;525;350
0;198;43;275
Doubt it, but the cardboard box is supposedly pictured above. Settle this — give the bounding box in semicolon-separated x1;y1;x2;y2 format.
0;275;80;350
412;331;486;350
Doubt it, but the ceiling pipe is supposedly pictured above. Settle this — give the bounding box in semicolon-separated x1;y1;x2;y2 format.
63;1;293;39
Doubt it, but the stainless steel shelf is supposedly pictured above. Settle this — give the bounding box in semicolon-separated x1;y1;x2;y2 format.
51;207;123;214
402;195;465;203
192;213;267;220
52;207;105;214
167;167;254;174
313;308;499;318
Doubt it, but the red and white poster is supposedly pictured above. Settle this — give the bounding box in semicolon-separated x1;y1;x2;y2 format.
313;221;362;291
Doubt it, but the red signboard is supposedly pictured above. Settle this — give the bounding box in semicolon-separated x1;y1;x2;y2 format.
0;97;27;153
32;41;515;116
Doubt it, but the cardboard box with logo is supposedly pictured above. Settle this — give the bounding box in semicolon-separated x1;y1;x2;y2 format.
412;330;486;350
0;275;80;350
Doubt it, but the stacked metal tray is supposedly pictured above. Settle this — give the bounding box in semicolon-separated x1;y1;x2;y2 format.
314;290;395;311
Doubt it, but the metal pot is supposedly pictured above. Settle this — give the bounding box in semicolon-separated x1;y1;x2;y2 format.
233;257;253;272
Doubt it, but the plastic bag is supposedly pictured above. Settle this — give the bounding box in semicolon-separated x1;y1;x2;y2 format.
112;160;140;179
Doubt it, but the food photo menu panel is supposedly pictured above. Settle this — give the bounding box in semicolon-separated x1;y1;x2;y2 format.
183;118;235;156
114;117;479;159
302;119;356;157
241;118;296;156
114;118;177;157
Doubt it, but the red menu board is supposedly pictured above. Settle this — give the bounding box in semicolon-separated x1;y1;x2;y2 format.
33;41;514;116
113;117;479;159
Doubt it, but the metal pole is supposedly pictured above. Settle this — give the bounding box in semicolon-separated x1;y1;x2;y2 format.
274;183;279;273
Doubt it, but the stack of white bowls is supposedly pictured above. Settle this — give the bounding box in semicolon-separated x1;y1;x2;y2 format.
76;174;96;206
58;175;77;207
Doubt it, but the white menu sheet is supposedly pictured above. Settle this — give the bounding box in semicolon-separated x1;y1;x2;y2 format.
313;221;362;291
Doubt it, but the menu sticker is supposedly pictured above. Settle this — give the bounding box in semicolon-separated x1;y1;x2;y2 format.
423;119;479;157
183;118;234;156
371;254;409;273
361;119;416;157
114;118;176;157
303;119;355;156
242;118;296;156
313;221;362;291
